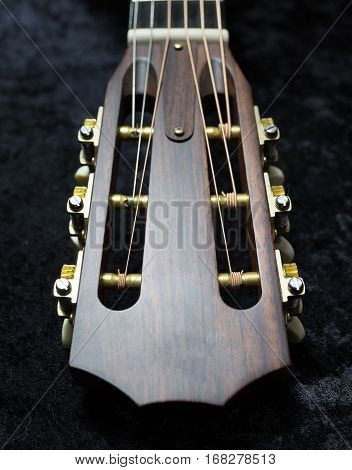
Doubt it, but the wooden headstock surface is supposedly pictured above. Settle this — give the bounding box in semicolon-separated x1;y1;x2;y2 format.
68;40;290;406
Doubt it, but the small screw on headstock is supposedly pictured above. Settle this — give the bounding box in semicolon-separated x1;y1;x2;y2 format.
55;278;72;296
174;127;185;137
288;277;305;295
69;195;84;212
80;125;94;140
265;124;279;139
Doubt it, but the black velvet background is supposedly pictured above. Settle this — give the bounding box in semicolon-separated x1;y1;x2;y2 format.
0;0;351;450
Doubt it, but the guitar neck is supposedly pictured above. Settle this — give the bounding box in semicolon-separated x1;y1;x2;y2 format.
128;0;227;34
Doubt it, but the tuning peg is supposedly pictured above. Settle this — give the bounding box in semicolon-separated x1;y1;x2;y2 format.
254;107;280;164
78;107;104;165
75;165;90;185
267;165;285;186
70;232;84;250
286;316;305;344
62;317;74;349
275;236;295;263
264;173;291;235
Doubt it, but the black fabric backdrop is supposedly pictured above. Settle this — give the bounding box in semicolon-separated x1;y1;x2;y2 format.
0;0;351;450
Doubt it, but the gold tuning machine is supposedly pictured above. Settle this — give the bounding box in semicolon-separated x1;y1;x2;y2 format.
254;105;280;165
255;106;285;186
110;193;250;210
67;174;94;248
275;250;305;343
53;251;84;349
264;173;291;236
117;126;154;140
78;107;103;166
100;271;260;290
205;124;241;140
54;250;83;319
116;125;241;141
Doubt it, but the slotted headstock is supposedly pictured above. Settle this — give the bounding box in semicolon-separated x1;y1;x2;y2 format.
54;0;305;406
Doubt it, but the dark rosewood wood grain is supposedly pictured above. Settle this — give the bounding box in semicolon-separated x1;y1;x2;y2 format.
163;44;195;141
70;42;290;406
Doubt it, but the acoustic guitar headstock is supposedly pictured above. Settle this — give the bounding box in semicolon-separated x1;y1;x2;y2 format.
53;0;305;406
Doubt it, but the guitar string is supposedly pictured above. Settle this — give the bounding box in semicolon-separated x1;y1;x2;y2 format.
124;0;172;275
215;0;231;129
183;0;233;274
132;0;155;197
199;0;237;200
131;0;139;132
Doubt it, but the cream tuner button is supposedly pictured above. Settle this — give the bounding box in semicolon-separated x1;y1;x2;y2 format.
267;165;285;186
275;236;295;263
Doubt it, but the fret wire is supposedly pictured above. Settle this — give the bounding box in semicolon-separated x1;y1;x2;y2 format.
129;0;226;30
131;1;222;2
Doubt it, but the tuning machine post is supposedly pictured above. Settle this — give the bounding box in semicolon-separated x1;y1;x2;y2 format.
110;192;250;210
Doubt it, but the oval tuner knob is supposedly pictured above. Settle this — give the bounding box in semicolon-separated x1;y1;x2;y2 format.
287;316;305;344
75;165;90;185
267;165;285;186
62;317;74;349
275;235;295;263
70;235;84;250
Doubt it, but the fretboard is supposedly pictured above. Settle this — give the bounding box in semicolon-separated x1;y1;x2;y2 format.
128;0;226;31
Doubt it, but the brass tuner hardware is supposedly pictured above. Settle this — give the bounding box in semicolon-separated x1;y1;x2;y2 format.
206;124;241;140
110;193;249;210
117;126;154;140
218;272;260;289
283;263;299;279
68;174;95;247
54;250;84;319
110;194;149;209
78;106;104;165
275;250;305;329
116;125;241;141
100;271;260;290
211;193;249;209
254;106;280;164
61;265;76;280
174;126;185;137
264;173;291;236
100;272;142;289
